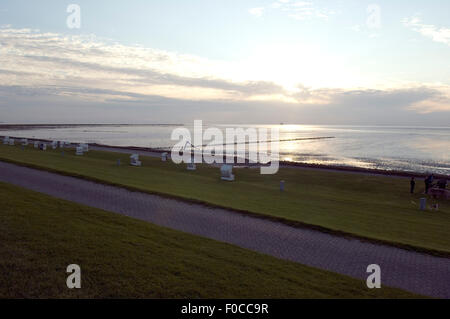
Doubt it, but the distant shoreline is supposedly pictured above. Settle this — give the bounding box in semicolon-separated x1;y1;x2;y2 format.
0;124;184;131
94;143;449;179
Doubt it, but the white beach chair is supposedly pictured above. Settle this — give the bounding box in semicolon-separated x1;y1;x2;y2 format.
80;143;89;152
220;164;235;181
161;152;168;162
34;141;39;148
51;141;58;149
8;138;15;146
130;154;142;166
59;141;69;148
2;136;9;145
75;146;84;156
39;143;47;151
21;139;28;146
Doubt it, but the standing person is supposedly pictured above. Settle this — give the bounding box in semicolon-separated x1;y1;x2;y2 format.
410;177;416;194
425;175;430;194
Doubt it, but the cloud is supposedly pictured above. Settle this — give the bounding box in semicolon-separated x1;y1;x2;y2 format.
0;84;448;125
249;7;264;17
406;86;450;113
403;17;450;46
256;1;335;21
350;25;361;32
0;27;285;101
0;27;448;125
292;85;450;112
18;54;285;97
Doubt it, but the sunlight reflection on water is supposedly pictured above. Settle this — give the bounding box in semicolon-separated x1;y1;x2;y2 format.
1;124;449;174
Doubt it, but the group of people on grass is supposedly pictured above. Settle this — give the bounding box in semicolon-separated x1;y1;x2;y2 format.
410;174;447;194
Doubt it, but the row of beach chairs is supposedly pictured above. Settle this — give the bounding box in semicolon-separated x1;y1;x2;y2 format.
2;138;235;181
130;152;235;181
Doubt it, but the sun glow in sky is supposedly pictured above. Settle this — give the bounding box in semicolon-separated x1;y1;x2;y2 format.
0;0;449;124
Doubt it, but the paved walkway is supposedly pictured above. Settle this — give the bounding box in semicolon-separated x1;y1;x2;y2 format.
0;161;449;298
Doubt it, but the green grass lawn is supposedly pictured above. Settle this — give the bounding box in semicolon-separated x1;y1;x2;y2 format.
0;181;418;298
0;143;449;256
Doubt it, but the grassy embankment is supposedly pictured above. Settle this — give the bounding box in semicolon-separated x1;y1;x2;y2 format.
0;143;449;256
0;182;418;298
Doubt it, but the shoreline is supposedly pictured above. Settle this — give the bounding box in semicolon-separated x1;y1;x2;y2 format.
93;142;449;179
0;123;184;131
1;135;449;179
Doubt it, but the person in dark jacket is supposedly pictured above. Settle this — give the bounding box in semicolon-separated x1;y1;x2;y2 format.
425;175;431;194
410;177;416;194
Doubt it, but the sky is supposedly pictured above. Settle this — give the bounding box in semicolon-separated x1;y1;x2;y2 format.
0;0;449;125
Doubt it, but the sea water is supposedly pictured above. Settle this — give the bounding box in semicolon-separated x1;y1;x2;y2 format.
1;124;449;175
